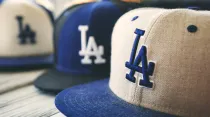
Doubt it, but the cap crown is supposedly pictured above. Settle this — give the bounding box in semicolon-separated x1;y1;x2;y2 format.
110;9;210;117
0;0;53;57
55;2;123;75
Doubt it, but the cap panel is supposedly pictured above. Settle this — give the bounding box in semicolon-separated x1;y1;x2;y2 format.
54;5;83;64
55;0;97;18
88;1;123;72
35;0;54;12
34;0;54;25
0;0;53;57
56;3;94;74
109;8;166;104
56;2;121;75
138;9;210;117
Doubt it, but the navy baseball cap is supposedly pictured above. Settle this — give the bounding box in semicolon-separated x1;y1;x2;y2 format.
55;8;210;117
0;0;54;70
34;0;139;93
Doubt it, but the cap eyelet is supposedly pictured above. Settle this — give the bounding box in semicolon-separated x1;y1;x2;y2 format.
132;16;139;21
187;25;198;33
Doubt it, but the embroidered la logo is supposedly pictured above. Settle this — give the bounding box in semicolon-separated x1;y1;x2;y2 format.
78;25;106;64
16;16;36;44
125;28;155;88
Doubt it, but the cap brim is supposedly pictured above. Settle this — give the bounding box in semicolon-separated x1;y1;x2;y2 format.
0;55;53;71
34;69;107;93
55;79;175;117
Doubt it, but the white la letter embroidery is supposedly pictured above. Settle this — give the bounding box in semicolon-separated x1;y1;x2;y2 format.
78;25;106;64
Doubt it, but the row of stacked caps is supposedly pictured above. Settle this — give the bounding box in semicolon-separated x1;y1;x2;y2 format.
34;0;210;93
51;1;210;117
0;0;208;70
0;0;209;116
0;0;209;90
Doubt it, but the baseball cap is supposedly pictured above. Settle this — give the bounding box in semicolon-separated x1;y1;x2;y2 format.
34;1;139;93
55;8;210;117
0;0;54;70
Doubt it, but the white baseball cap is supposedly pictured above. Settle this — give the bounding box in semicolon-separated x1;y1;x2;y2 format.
110;8;210;117
0;0;54;69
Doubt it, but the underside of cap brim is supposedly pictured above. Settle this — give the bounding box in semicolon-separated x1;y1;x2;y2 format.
55;79;175;117
34;69;108;93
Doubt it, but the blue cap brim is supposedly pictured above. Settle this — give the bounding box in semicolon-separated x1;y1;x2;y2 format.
0;54;53;67
55;79;175;117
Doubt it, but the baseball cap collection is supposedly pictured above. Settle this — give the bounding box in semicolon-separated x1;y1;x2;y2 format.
1;0;210;117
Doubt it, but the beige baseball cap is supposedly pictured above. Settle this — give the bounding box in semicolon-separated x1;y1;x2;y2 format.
110;8;210;117
55;8;210;117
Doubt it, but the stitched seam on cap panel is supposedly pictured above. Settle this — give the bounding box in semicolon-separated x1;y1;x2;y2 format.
144;9;191;44
131;74;138;104
141;9;203;117
86;2;99;33
141;10;184;116
143;10;169;44
141;9;176;112
138;10;168;107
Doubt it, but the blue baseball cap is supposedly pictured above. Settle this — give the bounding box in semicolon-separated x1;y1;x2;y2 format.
34;1;139;93
0;0;54;70
55;8;210;117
